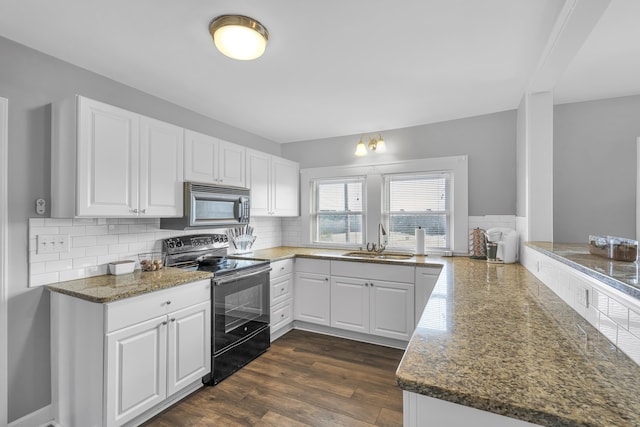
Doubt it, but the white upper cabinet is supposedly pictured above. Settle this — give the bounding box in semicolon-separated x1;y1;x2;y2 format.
246;148;299;217
184;129;245;187
139;116;184;217
52;95;184;218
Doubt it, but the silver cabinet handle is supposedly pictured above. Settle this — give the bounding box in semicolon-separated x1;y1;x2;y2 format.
131;208;138;214
161;321;167;326
140;209;147;214
166;300;171;305
324;277;328;281
170;318;176;322
370;282;374;287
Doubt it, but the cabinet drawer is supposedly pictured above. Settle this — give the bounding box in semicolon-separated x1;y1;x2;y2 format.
271;300;293;332
271;274;293;305
331;261;414;283
271;259;294;279
106;279;210;333
295;258;331;275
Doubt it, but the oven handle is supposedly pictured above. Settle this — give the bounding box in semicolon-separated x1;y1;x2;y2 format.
213;265;272;286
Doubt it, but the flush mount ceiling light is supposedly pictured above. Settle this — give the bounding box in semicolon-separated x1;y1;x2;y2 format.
355;133;386;156
209;15;269;60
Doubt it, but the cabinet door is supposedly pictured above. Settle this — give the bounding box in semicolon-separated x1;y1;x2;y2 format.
139;116;184;217
370;280;414;341
294;272;330;325
166;302;211;397
76;97;139;217
246;149;271;216
331;276;369;333
219;140;246;187
106;315;167;427
184;129;219;183
271;156;299;216
271;274;293;306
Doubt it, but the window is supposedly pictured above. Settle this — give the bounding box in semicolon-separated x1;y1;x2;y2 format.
383;172;451;251
311;177;365;245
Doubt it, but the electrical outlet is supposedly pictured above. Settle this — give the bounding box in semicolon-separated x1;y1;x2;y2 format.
37;234;70;254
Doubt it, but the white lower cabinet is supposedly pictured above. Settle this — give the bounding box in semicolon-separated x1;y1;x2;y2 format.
331;261;415;341
51;279;211;427
270;259;294;338
293;259;331;326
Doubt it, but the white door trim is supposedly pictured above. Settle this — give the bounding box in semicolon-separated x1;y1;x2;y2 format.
0;96;9;426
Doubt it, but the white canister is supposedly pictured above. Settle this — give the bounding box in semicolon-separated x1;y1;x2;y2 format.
415;227;425;255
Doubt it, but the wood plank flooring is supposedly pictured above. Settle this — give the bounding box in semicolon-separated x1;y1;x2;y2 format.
142;330;404;427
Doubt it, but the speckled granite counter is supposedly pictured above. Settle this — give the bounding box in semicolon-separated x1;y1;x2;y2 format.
46;267;212;303
396;258;640;426
527;241;640;300
231;246;442;267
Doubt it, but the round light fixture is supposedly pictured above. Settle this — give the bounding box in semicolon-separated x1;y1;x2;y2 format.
209;15;269;60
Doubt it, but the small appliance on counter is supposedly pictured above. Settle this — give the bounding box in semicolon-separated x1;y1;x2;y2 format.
589;235;638;262
484;227;518;264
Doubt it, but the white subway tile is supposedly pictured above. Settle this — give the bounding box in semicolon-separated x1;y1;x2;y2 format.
59;226;87;236
629;310;640;339
128;224;148;233
105;218;119;224
117;218;138;225
98;254;121;265
617;328;640;366
73;257;98;269
59;247;86;260
73;235;97;248
608;299;629;330
598;312;618;344
85;245;109;257
31;272;60;287
154;231;173;240
73;218;97;225
128;242;149;253
118;233;142;244
46;259;73;272
45;218;73;227
59;269;88;282
85;225;109;236
592;289;608;313
30;252;60;263
30;262;46;275
85;265;108;277
108;224;129;234
30;226;57;238
96;235;119;245
29;218;45;227
109;243;129;254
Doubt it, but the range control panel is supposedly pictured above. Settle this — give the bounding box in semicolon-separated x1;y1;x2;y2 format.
163;234;229;254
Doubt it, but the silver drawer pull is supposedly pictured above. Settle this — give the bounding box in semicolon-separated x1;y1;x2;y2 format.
166;300;171;305
161;321;167;326
171;318;176;322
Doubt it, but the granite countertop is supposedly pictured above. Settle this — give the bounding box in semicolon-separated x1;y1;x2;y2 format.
396;258;640;427
527;241;640;300
239;246;640;425
231;246;443;267
45;267;212;303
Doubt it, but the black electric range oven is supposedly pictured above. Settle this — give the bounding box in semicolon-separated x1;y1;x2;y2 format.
164;234;270;385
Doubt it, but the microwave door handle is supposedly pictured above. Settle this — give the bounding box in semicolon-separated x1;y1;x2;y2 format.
234;198;242;222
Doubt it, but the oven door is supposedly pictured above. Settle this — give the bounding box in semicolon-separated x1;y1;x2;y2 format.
212;266;270;354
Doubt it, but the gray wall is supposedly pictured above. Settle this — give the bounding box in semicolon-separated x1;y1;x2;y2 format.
516;96;526;217
554;95;640;243
0;36;279;422
282;110;518;216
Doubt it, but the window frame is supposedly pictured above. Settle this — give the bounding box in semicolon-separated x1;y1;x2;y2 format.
300;156;468;254
382;172;452;251
310;176;366;246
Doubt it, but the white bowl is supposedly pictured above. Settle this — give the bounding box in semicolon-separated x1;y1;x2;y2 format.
108;260;135;275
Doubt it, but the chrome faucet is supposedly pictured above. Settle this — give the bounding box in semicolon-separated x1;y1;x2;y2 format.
366;224;388;253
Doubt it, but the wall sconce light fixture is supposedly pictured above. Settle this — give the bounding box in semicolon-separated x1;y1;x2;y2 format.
355;133;386;156
209;15;269;60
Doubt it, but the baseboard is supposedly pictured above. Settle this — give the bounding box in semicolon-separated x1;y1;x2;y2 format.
270;323;293;341
8;404;55;427
291;321;408;349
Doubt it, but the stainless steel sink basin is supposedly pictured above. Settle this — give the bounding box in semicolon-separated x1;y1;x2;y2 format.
342;251;414;260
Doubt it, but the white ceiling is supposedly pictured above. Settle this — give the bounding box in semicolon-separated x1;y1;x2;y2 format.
0;1;637;143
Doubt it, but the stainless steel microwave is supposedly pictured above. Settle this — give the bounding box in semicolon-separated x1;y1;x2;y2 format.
160;182;250;230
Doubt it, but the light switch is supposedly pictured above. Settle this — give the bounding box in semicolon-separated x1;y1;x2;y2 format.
37;234;70;254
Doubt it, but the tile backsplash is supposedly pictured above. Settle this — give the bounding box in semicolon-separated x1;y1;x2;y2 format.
28;216;282;287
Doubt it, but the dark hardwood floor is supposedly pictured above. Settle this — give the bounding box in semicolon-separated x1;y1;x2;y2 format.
143;329;404;426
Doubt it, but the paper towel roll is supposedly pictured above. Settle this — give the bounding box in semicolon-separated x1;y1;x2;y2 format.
415;227;425;255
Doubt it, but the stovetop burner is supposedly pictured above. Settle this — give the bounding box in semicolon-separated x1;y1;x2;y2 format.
163;233;268;276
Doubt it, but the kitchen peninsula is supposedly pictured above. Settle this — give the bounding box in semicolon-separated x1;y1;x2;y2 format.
238;247;640;426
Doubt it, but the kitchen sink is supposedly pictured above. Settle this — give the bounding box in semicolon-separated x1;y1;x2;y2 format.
342;251;414;260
